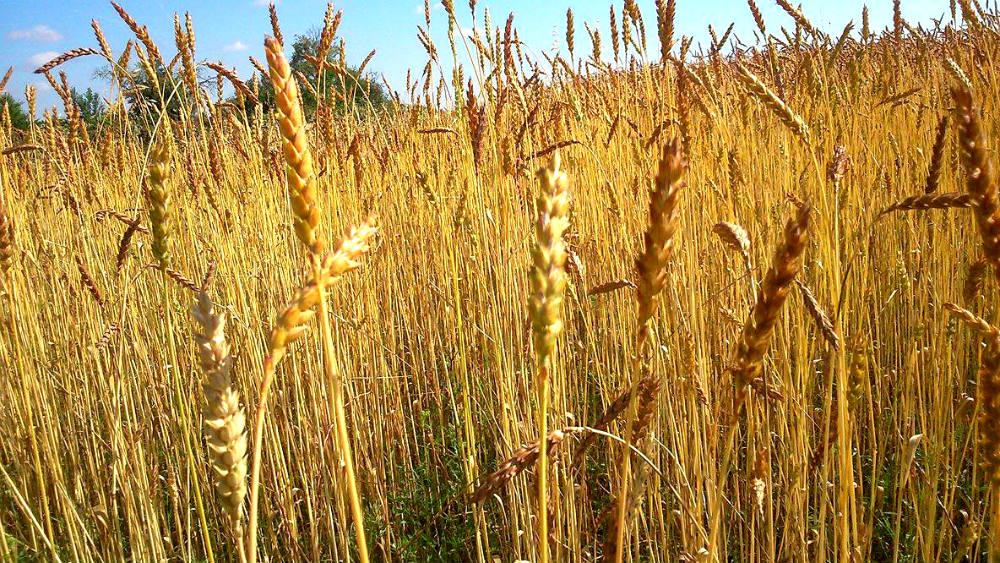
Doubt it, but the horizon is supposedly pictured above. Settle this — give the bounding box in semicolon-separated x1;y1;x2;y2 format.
0;0;958;114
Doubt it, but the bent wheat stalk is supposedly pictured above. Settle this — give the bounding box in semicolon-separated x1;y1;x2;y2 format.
246;220;376;563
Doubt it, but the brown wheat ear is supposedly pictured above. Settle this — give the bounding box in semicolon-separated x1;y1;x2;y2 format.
926;115;949;194
952;85;1000;289
877;192;971;218
0;207;13;275
605;139;686;563
965;257;988;303
76;256;104;308
977;339;1000;485
731;203;811;418
470;427;586;504
795;279;839;349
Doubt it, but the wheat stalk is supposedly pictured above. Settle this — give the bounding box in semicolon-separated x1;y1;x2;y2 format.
246;219;376;563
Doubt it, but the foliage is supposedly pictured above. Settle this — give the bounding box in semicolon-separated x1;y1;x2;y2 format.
0;93;31;131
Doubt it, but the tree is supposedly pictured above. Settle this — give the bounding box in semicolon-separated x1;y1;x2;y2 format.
71;87;107;128
270;29;389;116
124;62;187;123
0;94;31;131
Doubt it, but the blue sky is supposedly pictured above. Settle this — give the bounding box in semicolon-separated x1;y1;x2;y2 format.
0;0;951;113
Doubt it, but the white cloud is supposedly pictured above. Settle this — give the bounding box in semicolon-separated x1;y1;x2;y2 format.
28;51;59;67
7;25;62;42
224;41;248;52
32;80;53;92
413;2;443;15
253;0;277;6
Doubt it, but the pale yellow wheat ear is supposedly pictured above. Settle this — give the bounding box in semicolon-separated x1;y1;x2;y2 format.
530;151;570;365
147;140;172;268
191;292;247;550
943;302;999;339
529;151;570;563
713;221;752;274
736;63;810;143
265;36;324;256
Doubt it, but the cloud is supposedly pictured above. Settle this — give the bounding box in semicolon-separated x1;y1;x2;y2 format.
253;0;277;6
28;51;59;68
7;25;62;42
224;41;248;52
413;2;443;15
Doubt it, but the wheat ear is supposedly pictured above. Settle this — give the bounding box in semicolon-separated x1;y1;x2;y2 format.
264;36;323;255
732;203;811;417
147;140;171;268
192;293;248;555
606;139;685;563
736;63;809;143
0;207;13;275
529;152;570;563
952;85;1000;289
878;192;971;217
713;221;752;274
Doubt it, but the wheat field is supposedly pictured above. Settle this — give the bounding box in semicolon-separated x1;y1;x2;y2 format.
1;1;1000;562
